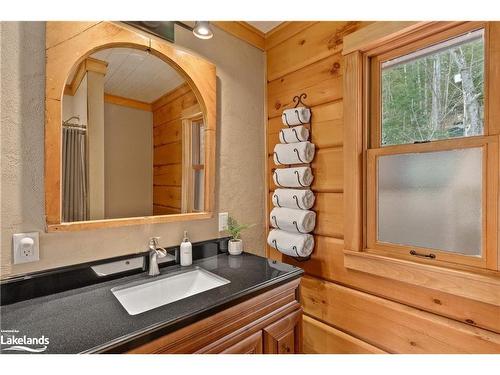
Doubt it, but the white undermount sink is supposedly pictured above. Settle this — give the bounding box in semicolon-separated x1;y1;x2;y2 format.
111;267;230;315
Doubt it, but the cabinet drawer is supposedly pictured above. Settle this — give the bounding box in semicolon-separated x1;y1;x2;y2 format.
221;331;263;354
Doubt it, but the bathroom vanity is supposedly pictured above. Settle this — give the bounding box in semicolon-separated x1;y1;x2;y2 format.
0;239;303;354
127;275;302;354
0;22;305;355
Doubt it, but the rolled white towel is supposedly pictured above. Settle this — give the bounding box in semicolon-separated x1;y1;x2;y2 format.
272;188;315;210
282;107;311;126
273;166;314;188
270;207;316;233
267;229;314;258
273;141;315;165
279;125;310;143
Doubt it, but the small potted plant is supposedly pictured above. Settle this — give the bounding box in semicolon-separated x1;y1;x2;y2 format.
226;216;254;255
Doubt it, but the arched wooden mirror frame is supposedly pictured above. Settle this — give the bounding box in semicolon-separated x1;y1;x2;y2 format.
45;22;216;232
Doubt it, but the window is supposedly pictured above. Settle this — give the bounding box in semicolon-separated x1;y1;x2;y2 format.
377;147;482;256
181;116;205;213
381;30;484;146
191;119;205;212
366;23;498;269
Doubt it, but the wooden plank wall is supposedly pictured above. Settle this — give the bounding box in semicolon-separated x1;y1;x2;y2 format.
265;21;500;353
152;83;198;215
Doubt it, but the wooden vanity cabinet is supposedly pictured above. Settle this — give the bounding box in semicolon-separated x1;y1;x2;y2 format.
221;331;264;354
263;309;302;354
127;278;302;354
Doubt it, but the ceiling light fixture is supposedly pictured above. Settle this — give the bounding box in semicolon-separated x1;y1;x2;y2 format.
192;21;213;40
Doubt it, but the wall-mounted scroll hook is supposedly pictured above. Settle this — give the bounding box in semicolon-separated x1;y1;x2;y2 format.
292;195;304;209
293;148;307;164
271;215;281;229
292;220;308;234
273;194;282;207
293;93;307;108
271;239;311;262
294;170;306;187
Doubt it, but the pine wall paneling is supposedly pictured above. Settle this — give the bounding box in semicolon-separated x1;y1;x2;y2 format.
153;83;200;215
265;21;500;353
303;315;387;354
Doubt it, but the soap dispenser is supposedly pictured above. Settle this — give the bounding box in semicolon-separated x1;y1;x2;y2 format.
180;231;192;266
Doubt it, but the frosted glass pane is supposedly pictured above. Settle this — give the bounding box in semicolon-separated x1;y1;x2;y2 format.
377;148;482;256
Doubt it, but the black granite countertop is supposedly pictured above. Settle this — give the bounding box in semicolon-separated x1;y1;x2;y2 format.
0;253;302;354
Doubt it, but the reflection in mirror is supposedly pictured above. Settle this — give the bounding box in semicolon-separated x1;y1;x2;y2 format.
61;47;205;222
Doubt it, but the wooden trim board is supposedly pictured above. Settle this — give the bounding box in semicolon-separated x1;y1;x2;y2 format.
344;250;500;306
343;21;425;55
64;57;108;96
303;315;386;354
47;212;212;232
343;51;364;252
104;93;152;111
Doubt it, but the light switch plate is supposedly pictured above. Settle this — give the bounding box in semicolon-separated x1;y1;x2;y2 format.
13;232;40;264
218;212;229;232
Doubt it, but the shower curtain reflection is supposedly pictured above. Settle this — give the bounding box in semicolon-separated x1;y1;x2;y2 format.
62;125;88;222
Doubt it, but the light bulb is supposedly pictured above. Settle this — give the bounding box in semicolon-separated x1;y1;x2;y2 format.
193;21;213;40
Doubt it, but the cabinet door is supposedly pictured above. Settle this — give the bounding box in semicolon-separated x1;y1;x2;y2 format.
263;309;302;354
221;331;263;354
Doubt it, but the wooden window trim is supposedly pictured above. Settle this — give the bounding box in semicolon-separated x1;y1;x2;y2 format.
181;114;204;214
370;22;487;149
342;21;500;304
343;249;500;306
366;22;497;270
366;136;498;269
181;118;193;214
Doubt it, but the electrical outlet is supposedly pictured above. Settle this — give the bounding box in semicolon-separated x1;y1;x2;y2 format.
218;212;229;232
13;232;39;264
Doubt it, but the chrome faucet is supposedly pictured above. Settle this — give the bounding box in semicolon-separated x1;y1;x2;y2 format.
148;237;167;276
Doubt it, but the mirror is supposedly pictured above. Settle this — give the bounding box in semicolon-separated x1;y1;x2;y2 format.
61;47;205;222
45;21;216;231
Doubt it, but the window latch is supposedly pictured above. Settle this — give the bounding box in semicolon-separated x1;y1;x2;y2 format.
410;250;436;259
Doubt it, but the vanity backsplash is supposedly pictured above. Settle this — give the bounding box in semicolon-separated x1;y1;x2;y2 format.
1;237;230;305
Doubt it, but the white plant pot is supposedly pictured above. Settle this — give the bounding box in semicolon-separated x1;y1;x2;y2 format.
228;239;243;255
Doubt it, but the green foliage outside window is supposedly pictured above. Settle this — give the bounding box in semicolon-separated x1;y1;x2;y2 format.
381;31;484;146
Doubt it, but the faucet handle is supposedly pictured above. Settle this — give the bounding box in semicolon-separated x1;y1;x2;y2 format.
148;237;160;249
149;237;167;258
156;248;167;258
